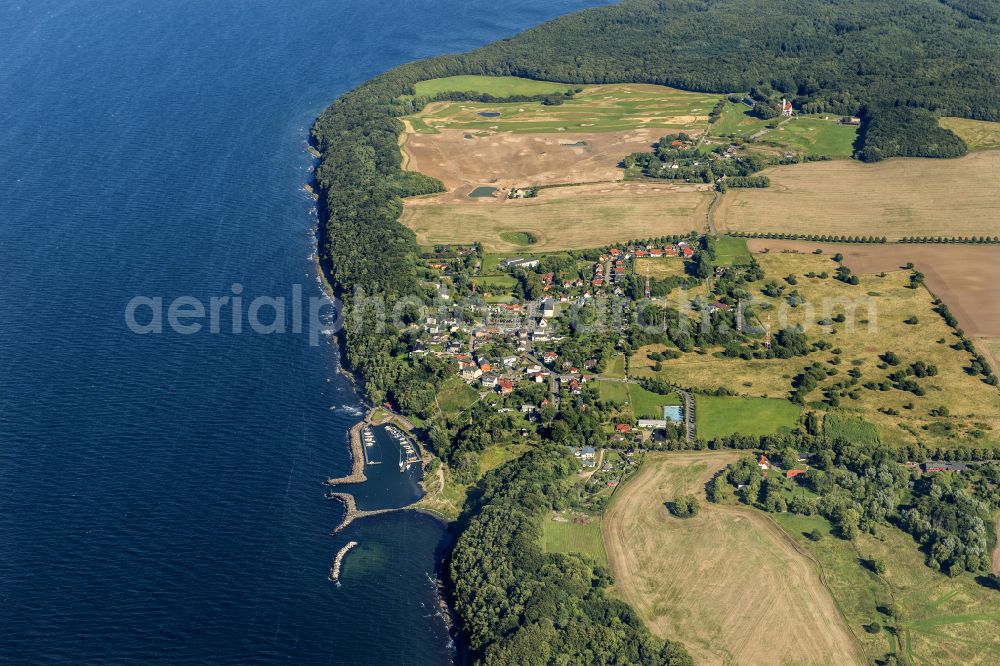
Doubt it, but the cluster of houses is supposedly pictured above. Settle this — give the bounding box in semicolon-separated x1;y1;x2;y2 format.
632;241;694;259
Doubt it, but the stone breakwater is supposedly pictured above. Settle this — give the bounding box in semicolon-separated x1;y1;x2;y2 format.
326;491;396;534
325;420;367;485
329;540;358;583
324;409;432;533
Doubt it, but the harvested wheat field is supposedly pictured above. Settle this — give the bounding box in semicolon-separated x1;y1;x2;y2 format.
401;126;659;192
401;182;710;252
715;152;1000;240
604;451;864;666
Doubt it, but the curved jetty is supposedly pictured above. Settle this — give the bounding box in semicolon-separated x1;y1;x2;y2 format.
329;540;358;583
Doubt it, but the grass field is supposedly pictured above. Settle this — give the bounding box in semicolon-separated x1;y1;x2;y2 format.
436;377;478;414
939;117;1000;151
475;274;517;301
752;115;859;158
628;383;682;419
601;353;626;379
413;75;575;98
715;151;1000;239
694;395;801;439
634;257;688;280
713;235;751;265
772;512;1000;665
408;83;723;134
542;512;608;567
823;412;880;445
402;182;710;252
632;252;1000;449
710;103;858;158
598;380;629;403
603;452;864;665
498;231;536;246
711;102;771;136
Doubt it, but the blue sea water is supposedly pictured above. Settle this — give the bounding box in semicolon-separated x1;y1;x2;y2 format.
0;0;608;663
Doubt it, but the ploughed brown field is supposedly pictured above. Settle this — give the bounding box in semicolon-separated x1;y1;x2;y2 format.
746;240;1000;371
400;125;659;194
603;451;865;666
715;152;1000;240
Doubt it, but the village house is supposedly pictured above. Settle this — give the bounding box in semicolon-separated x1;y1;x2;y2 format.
501;257;539;270
568;446;597;467
785;469;807;479
758;454;769;470
497;378;514;395
541;299;556;318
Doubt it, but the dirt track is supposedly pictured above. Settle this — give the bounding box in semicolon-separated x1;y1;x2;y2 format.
603;452;865;666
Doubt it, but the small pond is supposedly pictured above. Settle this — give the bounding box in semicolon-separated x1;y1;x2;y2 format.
478;111;501;118
469;186;498;198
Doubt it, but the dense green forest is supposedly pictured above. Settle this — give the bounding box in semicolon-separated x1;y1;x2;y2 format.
449;446;693;665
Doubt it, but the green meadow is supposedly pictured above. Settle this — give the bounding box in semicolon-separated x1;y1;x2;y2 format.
711;102;857;158
409;83;722;134
542;513;608;567
695;395;800;439
628;383;682;419
771;512;1000;664
414;75;575;98
713;236;751;265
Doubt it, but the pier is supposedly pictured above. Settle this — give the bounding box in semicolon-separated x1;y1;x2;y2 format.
329;540;358;583
387;425;421;470
325;421;368;486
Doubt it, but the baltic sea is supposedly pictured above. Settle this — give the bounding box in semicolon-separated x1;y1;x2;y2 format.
0;1;605;663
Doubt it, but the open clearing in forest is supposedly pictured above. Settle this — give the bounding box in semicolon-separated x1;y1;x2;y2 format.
715;151;1000;239
542;512;608;567
632;251;1000;449
603;451;864;666
401;182;710;252
745;240;1000;373
407;83;721;135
